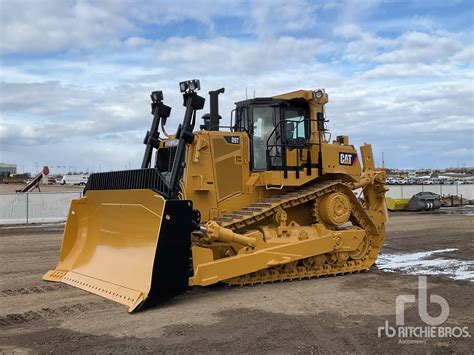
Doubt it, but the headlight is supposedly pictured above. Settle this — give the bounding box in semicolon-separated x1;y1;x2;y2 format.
314;90;323;99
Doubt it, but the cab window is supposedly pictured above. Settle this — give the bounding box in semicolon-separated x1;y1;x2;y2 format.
252;106;276;170
235;107;249;132
284;108;307;140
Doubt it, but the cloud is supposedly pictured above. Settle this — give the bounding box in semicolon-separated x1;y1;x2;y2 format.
247;0;320;38
375;32;463;63
333;24;362;39
0;0;472;171
1;81;95;114
154;36;324;76
335;27;395;62
359;63;452;78
0;81;155;150
1;0;320;55
0;0;136;53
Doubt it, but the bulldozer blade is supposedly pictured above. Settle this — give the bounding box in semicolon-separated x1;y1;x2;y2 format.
43;189;194;312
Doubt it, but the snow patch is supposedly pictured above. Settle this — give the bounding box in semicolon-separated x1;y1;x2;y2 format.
377;248;474;282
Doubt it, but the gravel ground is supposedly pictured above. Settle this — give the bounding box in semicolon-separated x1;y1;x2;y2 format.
0;213;472;353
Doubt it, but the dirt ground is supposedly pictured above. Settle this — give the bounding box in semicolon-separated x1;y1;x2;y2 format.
0;213;472;353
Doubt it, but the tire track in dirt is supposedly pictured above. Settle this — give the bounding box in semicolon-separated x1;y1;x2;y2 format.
0;301;109;327
0;284;67;297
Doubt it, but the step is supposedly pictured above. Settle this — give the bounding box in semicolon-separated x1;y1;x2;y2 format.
233;210;254;216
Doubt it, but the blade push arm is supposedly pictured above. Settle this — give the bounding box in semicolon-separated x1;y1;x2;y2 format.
169;81;205;198
141;91;171;169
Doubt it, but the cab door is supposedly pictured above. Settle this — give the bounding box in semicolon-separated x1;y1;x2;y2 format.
250;106;278;171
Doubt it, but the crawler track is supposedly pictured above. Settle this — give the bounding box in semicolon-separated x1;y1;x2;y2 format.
211;181;385;286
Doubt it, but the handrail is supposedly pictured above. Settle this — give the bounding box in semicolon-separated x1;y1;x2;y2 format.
265;117;311;178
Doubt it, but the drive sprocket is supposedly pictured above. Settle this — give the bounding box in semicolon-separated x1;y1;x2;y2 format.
313;191;352;227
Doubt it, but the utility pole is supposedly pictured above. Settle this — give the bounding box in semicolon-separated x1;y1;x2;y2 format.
382;152;385;169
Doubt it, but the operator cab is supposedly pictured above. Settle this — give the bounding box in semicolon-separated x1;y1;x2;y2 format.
233;98;311;173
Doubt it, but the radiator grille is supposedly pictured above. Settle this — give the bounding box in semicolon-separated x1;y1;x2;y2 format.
84;168;172;198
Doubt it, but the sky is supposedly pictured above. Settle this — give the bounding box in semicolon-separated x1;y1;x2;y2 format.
0;0;473;174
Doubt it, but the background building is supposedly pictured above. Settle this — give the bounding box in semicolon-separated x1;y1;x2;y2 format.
0;163;17;177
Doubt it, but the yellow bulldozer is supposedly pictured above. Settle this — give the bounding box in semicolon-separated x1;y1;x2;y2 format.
44;80;388;312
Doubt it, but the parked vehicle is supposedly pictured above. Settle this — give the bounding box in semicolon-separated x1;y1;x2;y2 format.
440;179;454;185
60;174;89;186
388;178;403;184
387;178;396;184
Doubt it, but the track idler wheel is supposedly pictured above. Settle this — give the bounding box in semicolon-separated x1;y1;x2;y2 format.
348;235;370;260
316;192;352;226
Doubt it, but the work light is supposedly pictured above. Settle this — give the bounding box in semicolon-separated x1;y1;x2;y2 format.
150;91;163;102
179;79;201;93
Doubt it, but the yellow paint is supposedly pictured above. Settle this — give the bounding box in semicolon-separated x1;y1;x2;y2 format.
45;89;388;311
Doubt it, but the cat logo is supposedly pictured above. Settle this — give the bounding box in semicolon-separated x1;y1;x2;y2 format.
339;152;358;166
